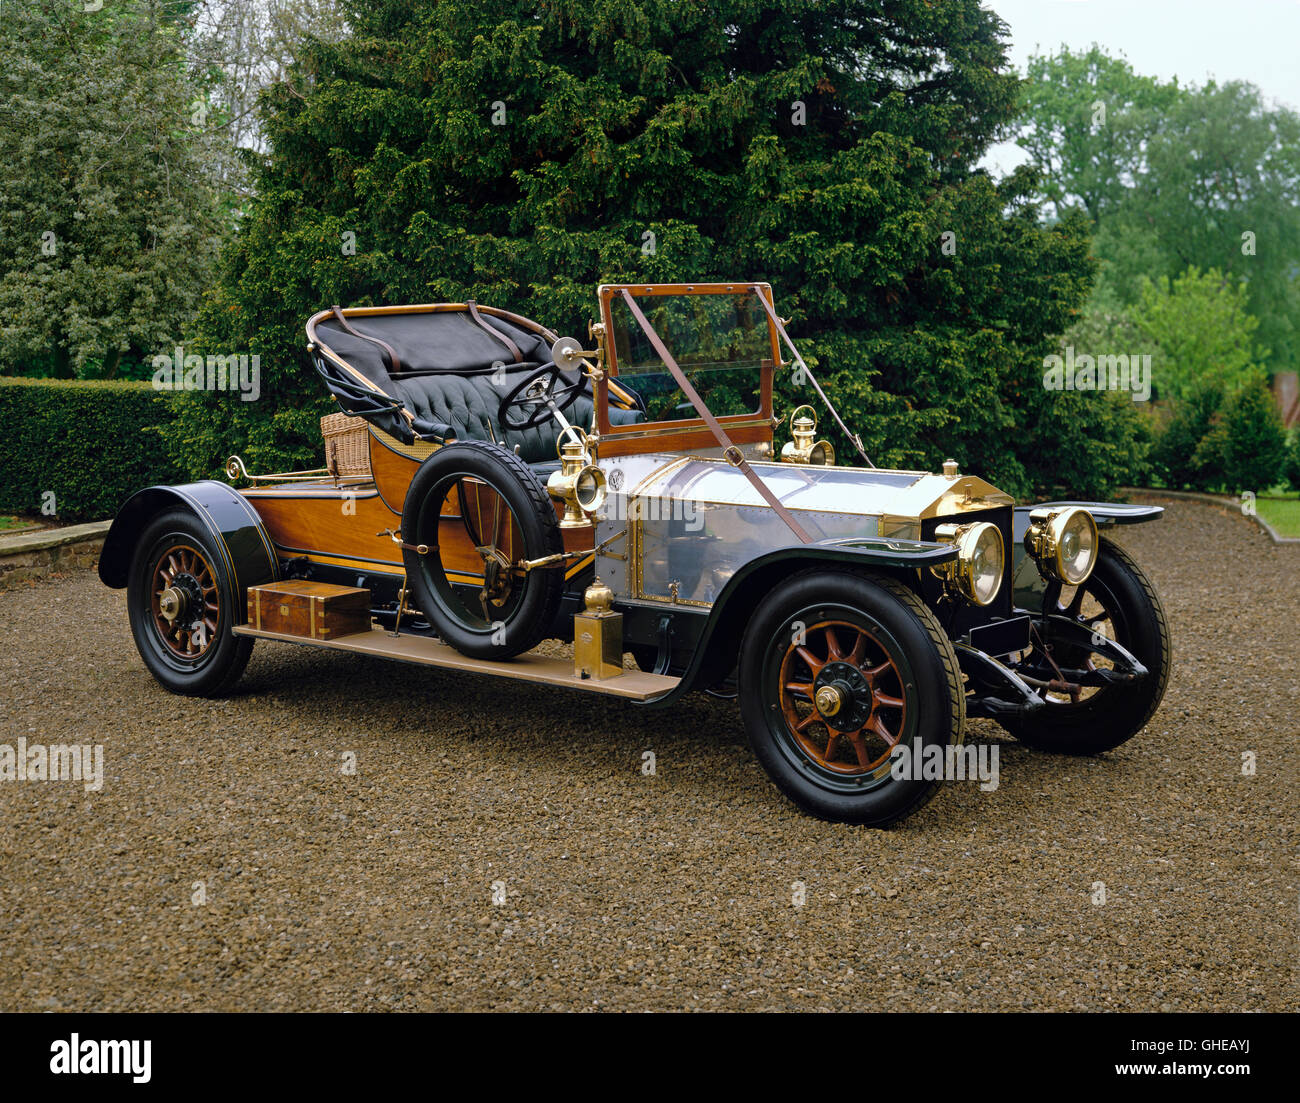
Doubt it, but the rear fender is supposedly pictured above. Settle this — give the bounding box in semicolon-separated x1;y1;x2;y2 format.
98;482;278;619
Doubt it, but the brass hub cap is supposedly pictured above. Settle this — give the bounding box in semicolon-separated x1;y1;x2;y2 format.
158;586;187;623
778;621;907;775
814;684;843;716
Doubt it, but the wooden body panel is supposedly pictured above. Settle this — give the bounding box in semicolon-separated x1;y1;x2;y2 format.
242;481;594;585
247;580;372;640
243;487;404;571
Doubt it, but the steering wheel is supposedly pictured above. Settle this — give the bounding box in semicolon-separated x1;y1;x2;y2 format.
499;364;587;432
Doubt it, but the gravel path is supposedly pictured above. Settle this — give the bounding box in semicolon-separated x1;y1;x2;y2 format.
1;499;1295;1012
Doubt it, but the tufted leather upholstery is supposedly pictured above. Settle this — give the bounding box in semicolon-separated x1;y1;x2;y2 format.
313;306;642;458
394;369;642;465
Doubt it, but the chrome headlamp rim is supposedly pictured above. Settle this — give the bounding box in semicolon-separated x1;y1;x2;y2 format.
1026;506;1099;586
934;520;1005;606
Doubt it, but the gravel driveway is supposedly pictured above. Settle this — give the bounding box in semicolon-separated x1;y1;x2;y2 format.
1;498;1295;1011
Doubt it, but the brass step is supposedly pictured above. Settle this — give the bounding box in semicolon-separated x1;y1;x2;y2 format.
232;623;680;701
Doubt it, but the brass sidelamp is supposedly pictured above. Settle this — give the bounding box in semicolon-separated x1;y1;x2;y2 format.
780;405;835;465
546;429;607;529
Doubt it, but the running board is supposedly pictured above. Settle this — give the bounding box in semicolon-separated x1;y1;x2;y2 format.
232;623;680;701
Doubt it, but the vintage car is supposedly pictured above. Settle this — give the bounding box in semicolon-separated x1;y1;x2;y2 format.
99;281;1170;825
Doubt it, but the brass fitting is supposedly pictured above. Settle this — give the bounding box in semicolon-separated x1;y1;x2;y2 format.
574;577;624;680
547;439;607;528
780;405;835;465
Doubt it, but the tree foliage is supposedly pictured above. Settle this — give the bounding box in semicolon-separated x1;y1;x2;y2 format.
1017;46;1300;377
180;0;1120;496
1129;267;1265;402
0;0;229;378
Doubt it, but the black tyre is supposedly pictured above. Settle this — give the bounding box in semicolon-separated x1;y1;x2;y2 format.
127;509;253;696
1001;538;1170;754
402;440;564;658
738;571;965;826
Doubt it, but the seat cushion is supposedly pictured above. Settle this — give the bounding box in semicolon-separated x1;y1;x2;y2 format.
395;369;642;463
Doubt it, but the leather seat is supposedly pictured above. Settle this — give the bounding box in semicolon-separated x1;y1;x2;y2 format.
395;370;642;465
312;306;642;462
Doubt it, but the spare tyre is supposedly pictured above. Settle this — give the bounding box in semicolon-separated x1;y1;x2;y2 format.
401;440;564;658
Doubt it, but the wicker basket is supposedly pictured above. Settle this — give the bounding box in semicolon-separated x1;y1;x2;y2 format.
321;411;372;478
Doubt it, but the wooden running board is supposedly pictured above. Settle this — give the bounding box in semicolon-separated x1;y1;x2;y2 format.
232;623;680;702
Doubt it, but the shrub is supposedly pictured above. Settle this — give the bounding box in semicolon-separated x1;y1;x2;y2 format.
1150;386;1223;490
1220;378;1288;495
1286;431;1300;492
0;377;183;521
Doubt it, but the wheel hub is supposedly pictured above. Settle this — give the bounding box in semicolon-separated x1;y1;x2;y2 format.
814;661;873;732
158;585;187;623
169;573;205;627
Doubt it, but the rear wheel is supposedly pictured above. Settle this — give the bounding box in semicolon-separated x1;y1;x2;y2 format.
127;509;252;695
738;571;965;826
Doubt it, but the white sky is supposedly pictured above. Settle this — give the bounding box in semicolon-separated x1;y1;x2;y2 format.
979;0;1300;176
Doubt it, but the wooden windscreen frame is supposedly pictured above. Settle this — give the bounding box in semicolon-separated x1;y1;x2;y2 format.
592;283;779;453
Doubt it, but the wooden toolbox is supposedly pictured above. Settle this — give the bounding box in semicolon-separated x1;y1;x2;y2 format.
246;580;372;641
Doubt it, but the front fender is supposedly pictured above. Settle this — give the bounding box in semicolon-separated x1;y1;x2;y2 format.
1012;501;1163;610
639;537;956;706
98;482;278;616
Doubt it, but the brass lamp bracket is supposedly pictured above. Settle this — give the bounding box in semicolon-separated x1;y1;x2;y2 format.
376;528;429;556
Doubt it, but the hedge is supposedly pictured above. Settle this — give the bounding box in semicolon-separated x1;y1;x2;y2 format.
0;377;184;522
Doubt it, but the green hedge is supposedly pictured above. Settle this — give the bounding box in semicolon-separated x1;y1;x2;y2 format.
0;377;183;522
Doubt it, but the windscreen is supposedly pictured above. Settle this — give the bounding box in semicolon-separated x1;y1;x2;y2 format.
607;289;772;421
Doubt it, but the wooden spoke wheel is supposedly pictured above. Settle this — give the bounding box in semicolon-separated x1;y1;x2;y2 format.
739;571;965;825
126;509;253;696
778;621;907;775
150;543;221;659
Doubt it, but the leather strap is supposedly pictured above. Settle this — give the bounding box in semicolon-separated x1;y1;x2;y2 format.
466;300;523;364
331;306;403;375
618;289;812;544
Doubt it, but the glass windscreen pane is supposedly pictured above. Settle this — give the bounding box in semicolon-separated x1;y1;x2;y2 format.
608;291;769;421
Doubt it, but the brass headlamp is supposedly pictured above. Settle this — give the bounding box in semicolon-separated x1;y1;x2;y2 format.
1024;506;1099;585
933;520;1004;606
780;405;835;466
546;429;607;529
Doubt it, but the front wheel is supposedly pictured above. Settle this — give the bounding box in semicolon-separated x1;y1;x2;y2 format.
127;509;253;696
1000;537;1170;754
738;571;965;826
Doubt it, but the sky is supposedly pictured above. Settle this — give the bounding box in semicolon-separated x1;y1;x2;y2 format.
979;0;1300;176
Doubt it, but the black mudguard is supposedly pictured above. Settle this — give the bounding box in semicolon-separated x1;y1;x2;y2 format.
1012;501;1162;610
97;481;278;618
637;536;957;707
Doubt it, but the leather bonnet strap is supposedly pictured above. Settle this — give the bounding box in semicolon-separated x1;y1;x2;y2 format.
617;289;812;544
466;300;524;364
